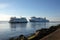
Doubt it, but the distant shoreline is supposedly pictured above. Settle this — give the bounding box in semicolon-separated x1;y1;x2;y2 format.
0;21;60;22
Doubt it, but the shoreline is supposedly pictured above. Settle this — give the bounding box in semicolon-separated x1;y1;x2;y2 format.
40;29;60;40
9;24;60;40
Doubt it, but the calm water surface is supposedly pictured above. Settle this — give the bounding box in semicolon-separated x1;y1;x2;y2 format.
0;21;60;40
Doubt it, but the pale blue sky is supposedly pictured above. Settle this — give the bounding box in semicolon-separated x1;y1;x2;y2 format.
0;0;60;21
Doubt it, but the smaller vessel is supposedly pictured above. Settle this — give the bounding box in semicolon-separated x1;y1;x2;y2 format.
29;17;49;22
9;17;28;23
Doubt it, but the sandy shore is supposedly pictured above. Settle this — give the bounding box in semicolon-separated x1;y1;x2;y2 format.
40;28;60;40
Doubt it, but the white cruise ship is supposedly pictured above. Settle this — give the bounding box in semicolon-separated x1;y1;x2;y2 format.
29;17;49;22
9;17;28;23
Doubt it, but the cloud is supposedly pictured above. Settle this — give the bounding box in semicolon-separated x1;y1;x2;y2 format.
0;13;21;21
0;14;11;21
47;17;60;21
0;3;9;9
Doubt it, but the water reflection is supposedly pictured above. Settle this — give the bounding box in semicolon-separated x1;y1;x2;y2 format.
9;22;49;32
30;22;47;30
10;23;27;31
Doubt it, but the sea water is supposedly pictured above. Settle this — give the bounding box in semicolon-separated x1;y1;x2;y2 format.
0;21;60;40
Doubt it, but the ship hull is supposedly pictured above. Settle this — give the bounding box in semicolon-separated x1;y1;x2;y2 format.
29;20;49;22
9;21;28;23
